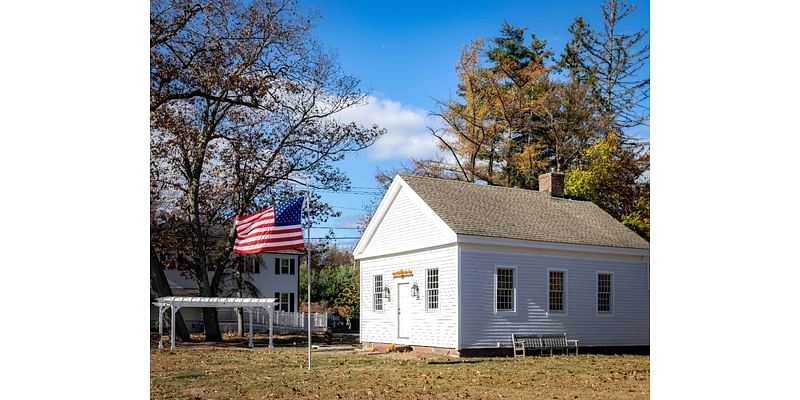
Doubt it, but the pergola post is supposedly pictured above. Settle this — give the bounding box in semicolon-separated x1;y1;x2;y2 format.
248;307;254;348
158;305;164;350
170;304;176;350
153;297;277;350
268;306;273;348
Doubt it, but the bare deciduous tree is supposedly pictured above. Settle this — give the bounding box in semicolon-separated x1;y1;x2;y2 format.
150;0;384;340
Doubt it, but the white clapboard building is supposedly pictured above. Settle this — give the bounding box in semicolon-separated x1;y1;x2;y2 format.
153;251;302;332
354;174;649;356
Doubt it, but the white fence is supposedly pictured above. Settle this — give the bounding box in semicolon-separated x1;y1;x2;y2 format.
272;310;327;329
215;308;327;330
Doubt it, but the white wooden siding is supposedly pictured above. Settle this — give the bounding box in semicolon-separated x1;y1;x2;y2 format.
360;245;458;349
248;254;300;311
459;245;649;348
359;186;455;258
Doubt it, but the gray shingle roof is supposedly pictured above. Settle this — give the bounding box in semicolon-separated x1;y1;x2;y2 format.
400;175;649;250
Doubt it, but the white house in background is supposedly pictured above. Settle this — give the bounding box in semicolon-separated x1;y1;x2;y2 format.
354;174;649;356
151;251;302;332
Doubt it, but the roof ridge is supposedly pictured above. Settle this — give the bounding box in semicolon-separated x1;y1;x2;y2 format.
399;174;586;201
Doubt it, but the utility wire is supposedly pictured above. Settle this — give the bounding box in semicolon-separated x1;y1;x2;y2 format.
316;190;382;196
329;205;372;212
156;232;360;240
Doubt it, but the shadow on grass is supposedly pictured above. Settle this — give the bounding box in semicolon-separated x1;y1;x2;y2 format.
153;332;358;349
427;359;485;365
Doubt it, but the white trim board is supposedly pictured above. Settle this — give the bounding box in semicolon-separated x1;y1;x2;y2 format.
458;235;649;258
354;175;457;259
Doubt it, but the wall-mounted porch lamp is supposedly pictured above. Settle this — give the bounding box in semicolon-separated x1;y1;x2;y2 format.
411;282;420;299
383;285;390;301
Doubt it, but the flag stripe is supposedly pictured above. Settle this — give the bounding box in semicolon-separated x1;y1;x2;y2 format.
237;222;302;240
234;236;305;249
236;217;276;236
235;208;273;222
236;225;302;239
235;231;304;246
236;213;275;230
233;241;307;254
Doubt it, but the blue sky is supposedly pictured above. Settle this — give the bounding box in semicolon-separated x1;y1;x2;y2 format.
303;0;650;247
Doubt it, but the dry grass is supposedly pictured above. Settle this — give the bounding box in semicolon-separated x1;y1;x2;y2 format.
151;345;649;399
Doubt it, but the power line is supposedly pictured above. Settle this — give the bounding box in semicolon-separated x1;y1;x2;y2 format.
329;205;372;212
155;232;361;240
317;190;382;196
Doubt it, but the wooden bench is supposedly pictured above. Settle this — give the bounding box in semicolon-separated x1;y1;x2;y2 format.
512;333;579;357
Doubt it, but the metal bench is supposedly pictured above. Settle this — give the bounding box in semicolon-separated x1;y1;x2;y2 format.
512;333;579;357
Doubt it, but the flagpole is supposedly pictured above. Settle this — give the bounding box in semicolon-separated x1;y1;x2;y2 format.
306;182;312;370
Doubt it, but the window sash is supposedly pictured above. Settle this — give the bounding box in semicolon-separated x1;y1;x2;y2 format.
280;293;289;312
496;268;514;311
373;275;383;311
245;257;260;274
280;259;290;274
597;273;612;313
275;292;290;312
426;268;439;310
549;271;564;312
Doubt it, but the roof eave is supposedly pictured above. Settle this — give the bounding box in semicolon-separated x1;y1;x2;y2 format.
456;234;650;257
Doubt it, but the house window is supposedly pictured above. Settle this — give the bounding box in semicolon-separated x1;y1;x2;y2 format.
373;275;383;311
274;257;295;275
549;271;565;312
495;268;515;311
274;292;293;312
598;273;613;313
426;268;439;310
244;257;260;274
281;259;290;274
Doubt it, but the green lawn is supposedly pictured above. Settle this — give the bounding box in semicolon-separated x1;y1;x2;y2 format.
151;343;648;399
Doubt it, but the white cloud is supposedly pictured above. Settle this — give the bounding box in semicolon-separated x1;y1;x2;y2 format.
333;95;441;160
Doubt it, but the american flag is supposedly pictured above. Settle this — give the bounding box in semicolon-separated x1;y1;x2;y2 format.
233;197;305;254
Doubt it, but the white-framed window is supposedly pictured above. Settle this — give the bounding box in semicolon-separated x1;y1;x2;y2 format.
274;292;294;312
274;257;295;275
495;267;515;312
597;272;613;314
548;270;566;313
373;275;383;312
281;259;290;274
244;256;260;274
426;268;439;311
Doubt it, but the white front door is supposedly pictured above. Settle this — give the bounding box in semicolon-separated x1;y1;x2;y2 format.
397;283;411;339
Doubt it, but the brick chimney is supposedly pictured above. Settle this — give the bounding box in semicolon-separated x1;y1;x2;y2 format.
538;172;565;197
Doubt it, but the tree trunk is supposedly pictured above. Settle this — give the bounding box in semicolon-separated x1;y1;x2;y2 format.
202;308;223;341
150;242;191;342
187;178;224;342
236;272;244;337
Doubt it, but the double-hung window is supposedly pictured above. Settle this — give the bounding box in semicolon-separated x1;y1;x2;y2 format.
274;292;294;312
426;268;439;310
597;273;613;314
548;270;565;312
274;258;295;275
495;268;515;312
244;257;260;274
373;275;383;312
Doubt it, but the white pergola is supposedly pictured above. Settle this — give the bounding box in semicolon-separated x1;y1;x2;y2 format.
153;296;278;350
